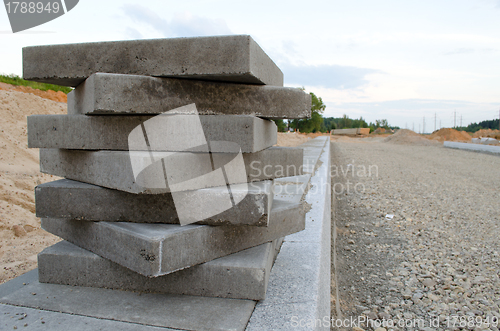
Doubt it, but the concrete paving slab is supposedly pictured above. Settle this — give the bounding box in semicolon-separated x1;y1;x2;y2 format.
39;147;303;194
272;174;311;204
38;239;279;300
23;35;283;86
0;278;255;331
247;137;331;330
0;269;38;299
41;199;305;277
67;73;310;119
1;303;176;331
35;179;273;226
28;114;277;153
0;270;176;330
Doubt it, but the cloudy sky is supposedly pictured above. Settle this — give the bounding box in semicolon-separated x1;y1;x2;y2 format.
2;0;500;131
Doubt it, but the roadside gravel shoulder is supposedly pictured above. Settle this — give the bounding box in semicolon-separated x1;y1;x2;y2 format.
331;139;500;331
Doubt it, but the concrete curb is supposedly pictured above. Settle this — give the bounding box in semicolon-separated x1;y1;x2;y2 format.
444;141;500;155
246;137;331;330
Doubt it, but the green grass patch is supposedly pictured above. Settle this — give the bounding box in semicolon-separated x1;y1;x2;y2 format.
0;74;72;94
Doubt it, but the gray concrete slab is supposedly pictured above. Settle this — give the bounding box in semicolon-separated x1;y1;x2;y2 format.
39;147;304;194
444;141;500;155
28;114;277;153
0;269;38;299
23;35;283;86
273;174;311;204
38;240;278;301
247;137;331;330
35;179;273;226
41;199;305;277
0;278;255;331
1;303;178;331
0;270;177;330
67;73;310;119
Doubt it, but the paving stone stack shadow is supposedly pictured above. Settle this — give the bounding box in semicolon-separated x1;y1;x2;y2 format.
1;36;320;330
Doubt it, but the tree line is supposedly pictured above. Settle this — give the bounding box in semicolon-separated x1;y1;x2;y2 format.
453;119;500;133
273;91;399;134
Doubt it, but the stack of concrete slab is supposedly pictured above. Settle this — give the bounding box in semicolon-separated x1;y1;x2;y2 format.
25;35;313;306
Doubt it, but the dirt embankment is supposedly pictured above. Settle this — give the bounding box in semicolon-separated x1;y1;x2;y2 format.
276;132;310;147
0;82;67;103
472;128;500;140
0;88;64;284
427;128;471;142
383;129;440;146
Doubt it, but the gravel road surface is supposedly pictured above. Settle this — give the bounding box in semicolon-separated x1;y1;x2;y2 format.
331;138;500;331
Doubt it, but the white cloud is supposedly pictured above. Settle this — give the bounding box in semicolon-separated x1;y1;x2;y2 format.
122;4;232;38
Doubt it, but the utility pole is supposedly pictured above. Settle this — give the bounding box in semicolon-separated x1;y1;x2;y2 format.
460;115;462;128
440;120;441;130
423;117;425;134
434;112;437;132
419;124;421;134
454;111;456;128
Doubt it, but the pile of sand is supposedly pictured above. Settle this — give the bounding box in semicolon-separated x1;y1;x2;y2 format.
472;128;500;140
0;89;64;284
373;127;386;134
428;128;471;142
276;132;310;147
0;82;68;103
383;129;439;146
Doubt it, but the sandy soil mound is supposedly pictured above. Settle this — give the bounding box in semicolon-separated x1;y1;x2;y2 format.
276;132;310;147
0;82;67;103
373;127;386;134
0;89;64;284
383;129;440;146
473;128;500;140
428;128;471;142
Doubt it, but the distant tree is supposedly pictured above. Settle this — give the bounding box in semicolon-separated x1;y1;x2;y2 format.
323;115;368;131
290;90;326;133
374;119;389;129
272;119;287;132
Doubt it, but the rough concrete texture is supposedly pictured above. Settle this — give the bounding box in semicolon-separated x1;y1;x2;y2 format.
67;73;310;119
28;114;277;153
0;302;175;331
273;174;311;204
41;199;305;277
36;179;273;226
247;137;331;330
444;141;500;155
0;277;255;331
23;35;283;86
38;240;280;301
0;304;178;331
39;147;304;194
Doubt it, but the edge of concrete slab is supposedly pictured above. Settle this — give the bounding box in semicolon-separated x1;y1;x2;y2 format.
23;35;284;87
444;141;500;155
246;136;331;330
